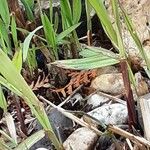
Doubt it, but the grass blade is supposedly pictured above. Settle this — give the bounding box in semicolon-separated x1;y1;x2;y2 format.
5;113;17;145
0;85;7;112
41;13;58;60
11;16;18;48
52;55;119;70
60;0;72;28
0;0;10;26
57;23;81;42
15;130;45;150
0;49;62;149
73;0;82;24
20;0;34;21
0;19;11;53
0;129;17;146
23;26;43;62
88;0;118;46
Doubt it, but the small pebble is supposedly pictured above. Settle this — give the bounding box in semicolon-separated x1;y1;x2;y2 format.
87;94;109;108
63;127;98;150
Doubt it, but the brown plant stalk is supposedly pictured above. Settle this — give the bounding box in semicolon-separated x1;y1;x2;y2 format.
120;59;137;129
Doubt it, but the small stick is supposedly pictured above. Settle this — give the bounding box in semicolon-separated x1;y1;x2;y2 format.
97;91;126;105
79;33;95;41
126;138;133;150
58;85;83;107
87;30;93;46
108;124;150;147
39;95;102;135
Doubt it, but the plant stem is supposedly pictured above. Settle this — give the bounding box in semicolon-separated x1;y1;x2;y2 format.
120;59;137;129
14;95;27;135
87;30;93;46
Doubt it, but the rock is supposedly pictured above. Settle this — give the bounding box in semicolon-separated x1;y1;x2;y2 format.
86;103;128;125
30;108;73;150
68;93;83;107
87;93;109;108
63;127;98;150
95;134;113;150
91;73;124;95
135;72;149;96
96;66;118;76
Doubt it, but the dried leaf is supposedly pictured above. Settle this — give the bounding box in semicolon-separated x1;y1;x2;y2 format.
30;73;51;91
53;70;97;97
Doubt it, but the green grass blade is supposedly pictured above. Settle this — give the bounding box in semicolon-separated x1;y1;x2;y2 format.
57;22;81;42
52;55;119;70
0;85;7;112
24;0;34;9
27;47;38;74
111;0;125;57
85;0;92;31
54;11;59;32
20;0;34;21
15;130;45;150
0;129;17;146
73;0;82;24
12;48;22;72
60;0;72;28
41;13;58;59
0;76;22;97
0;49;62;149
11;16;18;48
88;0;118;46
23;26;43;62
0;19;11;54
49;0;53;23
0;0;10;26
82;45;119;58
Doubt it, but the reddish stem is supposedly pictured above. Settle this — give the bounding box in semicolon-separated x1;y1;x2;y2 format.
120;59;137;129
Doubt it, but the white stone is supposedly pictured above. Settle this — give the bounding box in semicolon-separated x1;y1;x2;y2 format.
87;94;109;108
88;103;128;125
36;148;48;150
63;127;98;150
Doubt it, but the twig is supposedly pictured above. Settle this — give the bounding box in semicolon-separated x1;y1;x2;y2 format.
126;138;133;150
82;89;126;105
108;125;150;147
39;95;102;135
58;85;83;107
79;33;95;41
87;30;93;46
96;91;126;105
